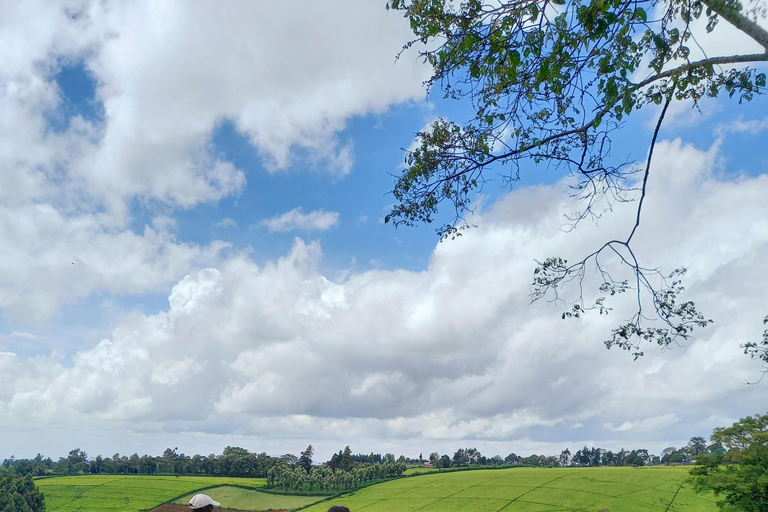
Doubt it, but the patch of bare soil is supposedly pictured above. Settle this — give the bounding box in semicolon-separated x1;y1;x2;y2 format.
147;505;288;512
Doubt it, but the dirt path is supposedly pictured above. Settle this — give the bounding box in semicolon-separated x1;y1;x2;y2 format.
147;504;288;512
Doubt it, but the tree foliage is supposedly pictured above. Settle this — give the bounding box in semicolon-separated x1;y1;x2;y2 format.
691;412;768;511
742;316;768;375
3;446;279;478
266;461;407;493
567;446;661;466
298;445;314;473
386;0;768;356
0;472;45;512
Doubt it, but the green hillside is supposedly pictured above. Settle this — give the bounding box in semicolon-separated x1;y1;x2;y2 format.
34;467;718;512
304;467;717;512
36;475;264;512
174;485;325;510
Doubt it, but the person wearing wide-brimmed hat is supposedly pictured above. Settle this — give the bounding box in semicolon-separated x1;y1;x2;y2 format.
189;494;220;512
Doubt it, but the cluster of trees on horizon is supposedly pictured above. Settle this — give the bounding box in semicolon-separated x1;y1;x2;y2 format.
1;445;421;479
266;445;408;493
560;436;724;467
1;435;720;480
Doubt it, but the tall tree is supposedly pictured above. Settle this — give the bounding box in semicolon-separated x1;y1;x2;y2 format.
67;449;87;465
386;0;767;356
341;446;353;472
298;445;314;473
689;436;708;456
280;454;298;468
691;412;768;511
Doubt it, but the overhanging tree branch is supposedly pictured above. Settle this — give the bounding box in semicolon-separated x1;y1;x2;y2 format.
700;0;768;51
637;53;768;87
388;0;767;357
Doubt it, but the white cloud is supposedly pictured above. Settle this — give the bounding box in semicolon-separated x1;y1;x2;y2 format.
262;208;340;232
717;116;768;135
64;0;424;206
6;332;37;341
0;207;229;321
0;0;428;321
213;218;238;229
1;138;767;457
604;414;681;432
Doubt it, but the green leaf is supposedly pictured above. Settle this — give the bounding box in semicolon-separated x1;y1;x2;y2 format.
530;3;539;20
622;92;634;113
634;7;647;22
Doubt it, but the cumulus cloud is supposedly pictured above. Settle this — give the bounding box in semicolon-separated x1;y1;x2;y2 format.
3;0;425;209
262;208;341;232
1;138;767;457
0;207;229;322
0;0;428;321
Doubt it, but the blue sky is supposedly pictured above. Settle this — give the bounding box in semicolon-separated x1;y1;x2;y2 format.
1;0;767;462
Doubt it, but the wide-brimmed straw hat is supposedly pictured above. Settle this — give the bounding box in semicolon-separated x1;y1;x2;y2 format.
189;494;220;510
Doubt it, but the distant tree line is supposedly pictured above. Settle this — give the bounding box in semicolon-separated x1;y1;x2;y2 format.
2;446;281;478
0;435;725;481
1;445;409;483
558;437;724;467
0;454;54;478
564;447;655;467
426;448;558;469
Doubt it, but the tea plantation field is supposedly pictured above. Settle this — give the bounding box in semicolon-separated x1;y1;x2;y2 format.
35;467;718;512
173;485;325;510
36;475;265;512
309;467;718;512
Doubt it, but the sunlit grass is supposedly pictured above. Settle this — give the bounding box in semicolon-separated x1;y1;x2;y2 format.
302;467;718;512
37;475;265;512
173;485;325;510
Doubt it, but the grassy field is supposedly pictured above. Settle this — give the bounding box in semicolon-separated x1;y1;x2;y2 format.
173;485;325;510
305;466;718;512
35;467;718;512
36;475;265;512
